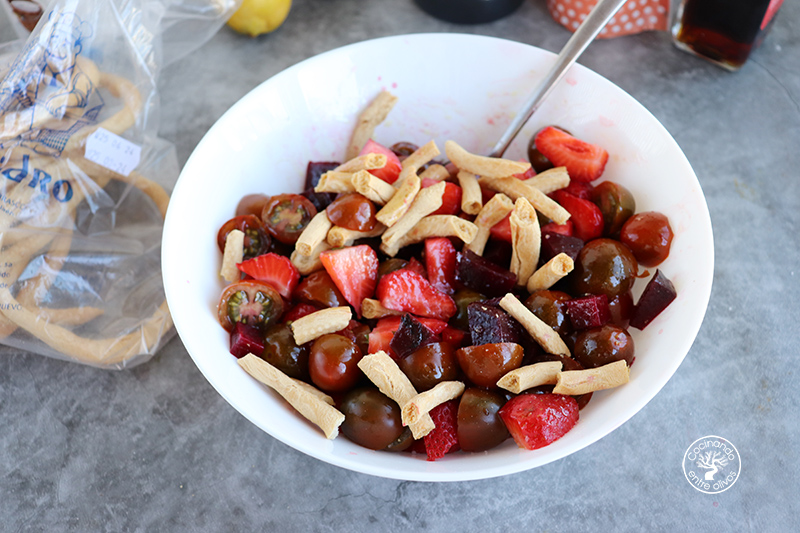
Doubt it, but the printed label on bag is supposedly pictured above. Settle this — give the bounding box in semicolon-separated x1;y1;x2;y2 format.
84;127;141;176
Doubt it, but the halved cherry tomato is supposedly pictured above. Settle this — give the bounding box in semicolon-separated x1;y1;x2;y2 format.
217;280;284;332
236;194;271;217
261;193;317;245
217;215;271;259
326;192;377;231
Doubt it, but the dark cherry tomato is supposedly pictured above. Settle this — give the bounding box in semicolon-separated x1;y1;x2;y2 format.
399;342;459;391
457;388;509;452
390;141;419;160
261;193;317;245
573;324;634;369
340;387;404;450
325;192;377;232
619;211;674;267
524;290;572;337
216;215;271;259
384;427;415;452
456;342;524;389
590;181;635;237
295;270;347;308
217;281;284;332
572;238;638;300
308;334;363;393
451;289;485;330
608;291;634;329
236;194;271;218
260;323;309;380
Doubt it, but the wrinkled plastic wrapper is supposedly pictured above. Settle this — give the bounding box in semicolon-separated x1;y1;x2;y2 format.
0;0;240;368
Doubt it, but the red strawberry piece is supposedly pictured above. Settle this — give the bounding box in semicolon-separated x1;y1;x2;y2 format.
282;302;320;324
319;244;378;318
441;326;467;347
425;237;457;295
551;190;603;242
376;269;457;321
480;186;497;204
513;159;536;180
489;213;512;243
421;179;463;216
359;139;403;184
237;253;300;299
499;393;579;450
557;180;594;200
534;126;609;183
229;322;265;359
404;257;428;279
416;317;448;334
423;400;460;461
368;316;402;359
541;220;574;236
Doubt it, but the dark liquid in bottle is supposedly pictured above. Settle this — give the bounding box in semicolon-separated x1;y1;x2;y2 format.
673;0;780;70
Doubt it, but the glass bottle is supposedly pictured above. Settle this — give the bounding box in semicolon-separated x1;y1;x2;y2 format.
671;0;783;70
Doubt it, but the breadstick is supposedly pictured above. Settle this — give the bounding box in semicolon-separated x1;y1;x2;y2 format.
457;170;482;215
553;360;630;395
526;253;574;292
326;223;386;248
401;140;440;170
465;193;514;255
290;239;329;275
357;351;435;439
220;229;244;282
381;215;478;257
345;91;398;160
444;140;530;178
497;361;563;394
335;153;387;173
401;381;465;427
525;166;570;194
361;298;403;319
295;211;332;257
375;172;420;228
499;293;570;356
509;198;540;286
290;306;352;345
315;171;356;194
238;354;344;439
480;176;571;225
351;170;396;205
381;181;445;250
419;164;450;181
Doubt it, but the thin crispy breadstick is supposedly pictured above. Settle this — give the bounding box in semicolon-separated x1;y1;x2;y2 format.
357;351;435;439
480;176;570;225
457;170;482;215
509;198;541;286
291;378;336;405
375;172;420;228
525;166;570;194
345;91;398;160
295;211;332;257
315;171;356;194
335;153;387;173
381;181;445;250
553;360;630;395
401;140;440;170
291;239;330;275
497;361;563;394
326;223;386;248
361;298;403;319
445;140;530;178
419;164;450;181
401;381;465;427
290;306;352;345
220;229;244;282
465;193;514;255
239;354;344;439
499;293;570;356
527;253;574;292
351;170;396;205
381;215;478;257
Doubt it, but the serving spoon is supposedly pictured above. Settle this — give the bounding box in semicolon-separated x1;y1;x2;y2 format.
488;0;629;158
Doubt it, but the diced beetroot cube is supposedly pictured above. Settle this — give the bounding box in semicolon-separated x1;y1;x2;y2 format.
229;322;265;359
565;294;611;331
304;161;339;190
423;400;460;461
390;314;437;359
455;250;517;297
541;231;584;264
467;302;524;345
482;239;513;269
301;189;337;212
368;316;402;359
630;269;677;330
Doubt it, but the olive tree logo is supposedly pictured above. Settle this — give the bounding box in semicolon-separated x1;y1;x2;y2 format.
682;436;741;494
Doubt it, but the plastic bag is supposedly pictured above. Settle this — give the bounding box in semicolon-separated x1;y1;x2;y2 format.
0;0;240;368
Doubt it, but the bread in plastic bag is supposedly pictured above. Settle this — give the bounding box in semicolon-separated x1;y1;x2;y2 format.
0;0;240;368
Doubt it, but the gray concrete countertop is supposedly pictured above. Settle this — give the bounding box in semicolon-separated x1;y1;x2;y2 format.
2;0;798;530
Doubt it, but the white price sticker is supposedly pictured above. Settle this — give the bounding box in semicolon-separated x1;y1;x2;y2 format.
84;127;141;176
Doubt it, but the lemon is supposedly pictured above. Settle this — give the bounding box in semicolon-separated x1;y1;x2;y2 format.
227;0;292;37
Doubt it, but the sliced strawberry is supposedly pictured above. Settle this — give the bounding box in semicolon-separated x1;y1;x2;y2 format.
534;126;609;183
441;326;467;347
489;213;512;243
376;269;457;321
368;316;402;359
513;159;536;180
541;220;574;236
425;237;457;295
557;180;594;200
237;253;299;299
404;257;427;279
423;400;460;461
421;179;463;216
360;139;403;184
282;302;320;324
319;244;378;318
498;393;579;450
552;190;603;242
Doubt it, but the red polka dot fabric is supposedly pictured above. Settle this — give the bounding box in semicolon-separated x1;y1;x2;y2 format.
547;0;670;38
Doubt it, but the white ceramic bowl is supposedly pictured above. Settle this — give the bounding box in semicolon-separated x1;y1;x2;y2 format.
162;33;713;481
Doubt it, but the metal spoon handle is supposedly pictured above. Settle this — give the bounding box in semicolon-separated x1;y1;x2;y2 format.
488;0;628;158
